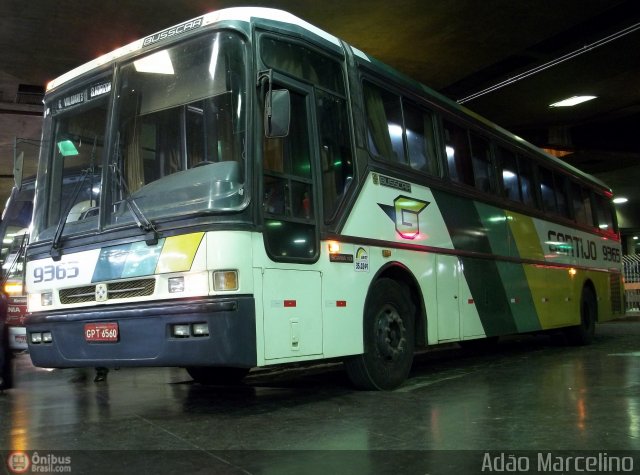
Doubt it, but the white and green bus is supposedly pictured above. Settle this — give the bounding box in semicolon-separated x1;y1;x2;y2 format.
25;8;624;389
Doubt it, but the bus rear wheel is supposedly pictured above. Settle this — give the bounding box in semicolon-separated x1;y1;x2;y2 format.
344;278;415;390
564;286;597;345
186;366;250;385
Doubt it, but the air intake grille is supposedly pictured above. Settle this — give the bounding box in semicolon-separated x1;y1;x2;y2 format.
59;278;155;304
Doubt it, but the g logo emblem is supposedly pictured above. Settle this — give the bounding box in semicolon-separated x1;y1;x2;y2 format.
378;195;429;239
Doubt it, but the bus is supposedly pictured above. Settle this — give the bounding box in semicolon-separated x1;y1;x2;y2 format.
25;7;624;389
0;180;34;352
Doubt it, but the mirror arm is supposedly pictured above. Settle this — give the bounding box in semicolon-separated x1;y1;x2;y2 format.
257;69;274;130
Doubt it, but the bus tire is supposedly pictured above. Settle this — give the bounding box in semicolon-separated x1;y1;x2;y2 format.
186;366;250;385
564;286;597;346
344;278;415;390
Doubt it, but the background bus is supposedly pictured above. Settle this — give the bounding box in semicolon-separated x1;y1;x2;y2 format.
0;180;33;352
24;8;623;390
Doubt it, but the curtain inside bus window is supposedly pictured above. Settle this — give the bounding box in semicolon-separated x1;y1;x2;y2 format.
109;32;247;225
554;173;570;218
496;147;520;201
469;133;493;193
260;37;344;95
582;187;594;226
572;182;589;225
403;100;438;176
363;82;403;163
539;167;558;213
443;120;473;186
517;155;535;207
593;193;615;233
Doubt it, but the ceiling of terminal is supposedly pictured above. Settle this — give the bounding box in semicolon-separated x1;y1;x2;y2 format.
1;0;639;229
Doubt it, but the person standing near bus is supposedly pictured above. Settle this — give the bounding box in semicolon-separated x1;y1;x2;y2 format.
0;292;13;391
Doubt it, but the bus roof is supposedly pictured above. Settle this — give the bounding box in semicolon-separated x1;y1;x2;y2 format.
45;7;610;193
46;7;339;92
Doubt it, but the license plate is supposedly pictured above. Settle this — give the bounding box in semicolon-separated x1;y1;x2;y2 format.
85;322;119;342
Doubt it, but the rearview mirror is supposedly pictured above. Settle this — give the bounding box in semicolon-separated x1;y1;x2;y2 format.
265;89;290;138
13;150;24;191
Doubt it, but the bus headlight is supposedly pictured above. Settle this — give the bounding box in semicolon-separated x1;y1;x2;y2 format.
172;324;190;337
213;270;238;291
168;276;185;293
192;323;209;336
41;292;53;306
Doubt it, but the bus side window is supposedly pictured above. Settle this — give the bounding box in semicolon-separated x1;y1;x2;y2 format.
496;146;520;201
571;182;591;226
403;100;439;176
517;154;536;207
443;120;473;186
539;166;558;214
554;173;570;218
363;81;404;164
262;89;316;260
317;91;354;221
469;132;493;193
593;192;616;233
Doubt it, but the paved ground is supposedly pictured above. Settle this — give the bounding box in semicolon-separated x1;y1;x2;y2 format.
1;318;639;474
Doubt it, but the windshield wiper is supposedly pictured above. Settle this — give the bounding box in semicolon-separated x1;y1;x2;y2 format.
50;165;94;261
110;161;159;246
50;136;100;260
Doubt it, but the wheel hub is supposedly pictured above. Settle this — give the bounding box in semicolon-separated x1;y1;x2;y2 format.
376;304;407;361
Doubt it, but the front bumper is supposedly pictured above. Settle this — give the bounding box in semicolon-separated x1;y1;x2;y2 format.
26;296;256;368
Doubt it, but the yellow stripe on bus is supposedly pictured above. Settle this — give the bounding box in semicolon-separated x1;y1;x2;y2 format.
155;232;205;274
506;211;544;261
506;211;577;329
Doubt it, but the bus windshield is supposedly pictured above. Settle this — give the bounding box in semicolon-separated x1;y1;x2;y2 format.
108;31;247;227
32;31;247;243
0;184;33;273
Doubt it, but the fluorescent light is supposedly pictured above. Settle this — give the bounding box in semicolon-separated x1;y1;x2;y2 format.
549;96;596;107
613;197;628;204
134;50;174;74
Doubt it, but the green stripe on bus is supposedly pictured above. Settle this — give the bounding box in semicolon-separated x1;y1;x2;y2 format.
475;203;541;333
432;191;518;336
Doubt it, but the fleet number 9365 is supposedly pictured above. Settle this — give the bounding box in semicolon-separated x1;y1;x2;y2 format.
32;264;80;283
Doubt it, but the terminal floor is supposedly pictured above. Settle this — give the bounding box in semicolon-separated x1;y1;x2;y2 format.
1;317;639;474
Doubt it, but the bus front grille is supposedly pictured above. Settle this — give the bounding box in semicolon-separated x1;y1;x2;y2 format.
59;278;156;304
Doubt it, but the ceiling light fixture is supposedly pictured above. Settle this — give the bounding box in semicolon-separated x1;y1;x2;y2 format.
613;197;628;204
549;96;597;108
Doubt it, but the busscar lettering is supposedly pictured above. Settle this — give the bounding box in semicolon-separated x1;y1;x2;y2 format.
547;230;597;261
143;17;204;47
379;175;412;193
